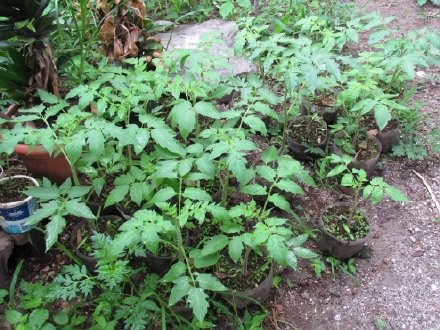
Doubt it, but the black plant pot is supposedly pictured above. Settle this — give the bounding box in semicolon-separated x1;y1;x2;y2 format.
145;253;174;274
287;116;329;160
376;119;400;153
300;97;340;124
72;220;98;272
316;202;371;260
227;264;273;309
332;134;382;180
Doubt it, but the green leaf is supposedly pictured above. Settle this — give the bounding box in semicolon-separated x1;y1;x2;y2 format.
327;164;346;177
105;185;130;208
261;146;278;164
6;309;22;325
341;173;354;187
150;187;176;203
38;90;59;104
26;201;59;226
25;186;59;200
286;234;308;248
169;100;195;139
228;236;243;263
197;274;227;292
219;2;234;18
29;309;49;329
130;183;145;206
267;234;288;265
65;140;83;164
346;29;359;43
134;129;150;154
182;187;212;201
243;115;267;136
293;247;318;259
240;184;267;196
257;165;276;182
385;186;409;202
286;251;298;270
169;276;190;306
194;101;221;119
187;287;209;322
178;158;193;177
374;104;391;131
46;215;66;250
163;262;187;282
275;179;304;195
268;194;291;212
53;311;69;326
65;200;95;219
68;186;91;199
151;128;183;155
368;30;389;44
201;235;228;256
88;130;105;156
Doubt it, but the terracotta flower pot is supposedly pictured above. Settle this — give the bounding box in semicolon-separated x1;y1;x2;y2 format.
376;119;400;153
14;144;72;184
316;202;371;260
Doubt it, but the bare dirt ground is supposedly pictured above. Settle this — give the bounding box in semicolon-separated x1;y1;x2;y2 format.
272;1;440;330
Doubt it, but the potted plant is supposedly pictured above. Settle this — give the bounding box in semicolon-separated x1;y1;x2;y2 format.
300;88;341;124
287;113;329;160
0;173;39;235
318;154;409;259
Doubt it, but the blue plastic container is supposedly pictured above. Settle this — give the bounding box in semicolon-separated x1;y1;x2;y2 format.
0;175;39;235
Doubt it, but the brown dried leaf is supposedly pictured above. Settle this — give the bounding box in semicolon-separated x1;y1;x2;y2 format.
130;0;146;19
113;38;124;60
97;0;110;14
99;18;115;45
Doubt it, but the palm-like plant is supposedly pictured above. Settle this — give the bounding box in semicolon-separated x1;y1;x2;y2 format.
0;0;60;100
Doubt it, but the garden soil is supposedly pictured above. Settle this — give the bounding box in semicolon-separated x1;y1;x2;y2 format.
268;1;440;329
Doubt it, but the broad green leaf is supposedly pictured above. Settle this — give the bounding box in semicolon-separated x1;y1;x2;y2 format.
327;164;346;177
341;173;354;187
267;234;288;265
88;130;105;156
178;159;193;177
368;30;389;44
151;128;183;155
286;234;308;248
187;287;209;322
68;186;91;199
286;251;298;270
240;184;267;196
29;309;49;329
25;186;59;200
163;262;186;282
169;276;190;306
257;165;276;182
182;187;212;201
65;200;95;219
374;104;391;131
134;129;150;154
385;186;409;202
197;274;227;292
26;201;59;226
105;185;130;207
261;146;278;164
38;90;59;104
201;235;228;256
268;194;291;212
194;101;221;119
46;215;66;250
275;179;304;195
219;1;234;18
293;247;319;259
53;311;69;325
228;236;243;263
169;100;195;139
6;310;22;325
150;187;176;203
243;115;267;136
130;183;145;206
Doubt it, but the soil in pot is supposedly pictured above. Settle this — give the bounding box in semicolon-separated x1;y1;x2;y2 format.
0;177;32;203
287;116;328;160
216;250;273;308
301;96;340;124
317;202;371;260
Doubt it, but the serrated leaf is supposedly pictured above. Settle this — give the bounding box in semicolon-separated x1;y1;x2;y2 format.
6;310;22;325
26;201;59;226
197;274;227;292
187;287;209;322
286;234;309;248
46;215;66;250
105;185;130;207
88;130;105;156
385;186;409;202
130;183;145;206
240;184;267;196
38;90;59;104
201;235;228;256
268;194;291;212
134;129;150;154
150;187;176;204
261;146;278;164
286;251;298;270
243;115;267;136
293;247;318;259
163;262;187;282
275;179;304;195
65;200;95;219
228;236;243;263
194;101;221;119
53;311;69;325
219;2;234;18
327;164;346;177
267;235;288;265
368;30;389;44
374;104;391;131
169;100;195;139
68;186;91;199
257;165;276;182
182;187;212;201
25;186;59;200
169;276;190;306
151;128;183;155
29;309;49;329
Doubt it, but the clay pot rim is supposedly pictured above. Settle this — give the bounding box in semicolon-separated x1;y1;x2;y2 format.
14;144;53;157
0;175;39;207
333;132;383;161
318;201;371;245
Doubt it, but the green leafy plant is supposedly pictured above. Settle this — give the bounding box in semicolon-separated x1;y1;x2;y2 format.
25;178;95;250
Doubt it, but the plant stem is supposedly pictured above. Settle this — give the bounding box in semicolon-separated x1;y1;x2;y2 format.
221;172;229;207
242;246;250;278
348;186;360;227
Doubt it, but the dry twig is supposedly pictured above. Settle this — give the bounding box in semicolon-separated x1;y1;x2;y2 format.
412;170;440;215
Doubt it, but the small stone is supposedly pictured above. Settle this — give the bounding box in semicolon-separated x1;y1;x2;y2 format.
409;236;416;243
301;291;310;300
334;314;342;321
412;250;424;257
432;284;438;291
